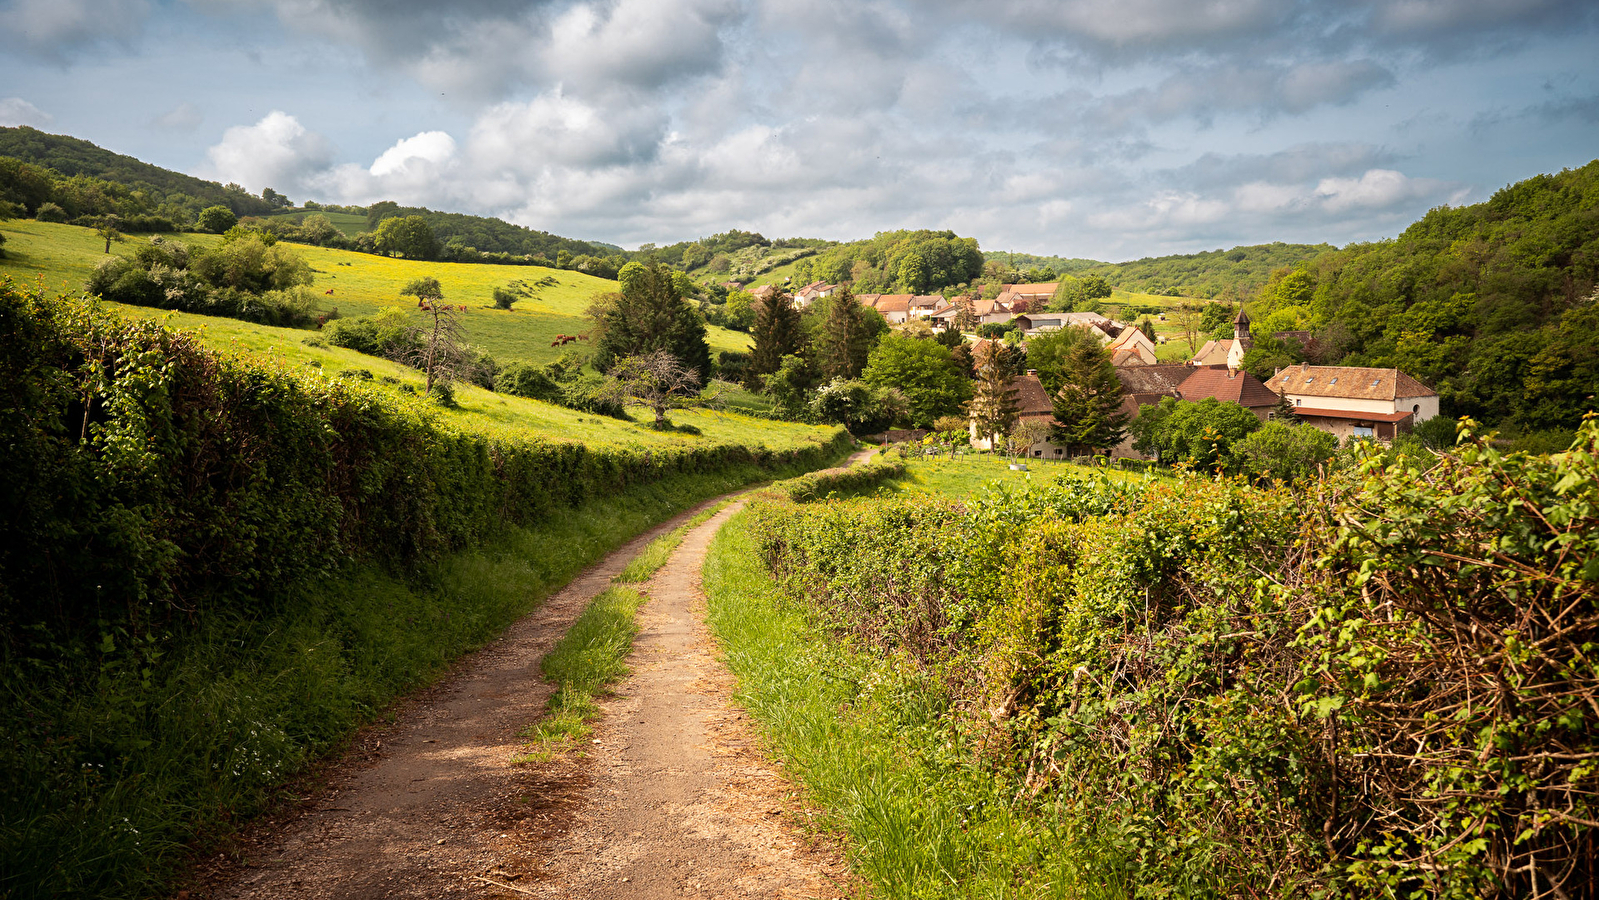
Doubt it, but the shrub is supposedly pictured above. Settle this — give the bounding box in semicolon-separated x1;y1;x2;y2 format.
196;205;238;233
34;201;67;223
776;460;907;502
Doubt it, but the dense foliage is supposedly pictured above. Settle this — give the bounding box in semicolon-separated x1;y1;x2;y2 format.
0;126;277;221
1253;160;1599;431
787;229;984;295
85;233;319;327
746;424;1599;897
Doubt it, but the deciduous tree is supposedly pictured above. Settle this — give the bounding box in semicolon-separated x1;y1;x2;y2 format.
373;215;439;260
862;333;971;429
603;349;702;428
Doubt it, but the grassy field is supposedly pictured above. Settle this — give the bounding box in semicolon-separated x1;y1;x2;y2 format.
0;220;754;368
93;301;826;450
863;448;1141;496
256;209;368;236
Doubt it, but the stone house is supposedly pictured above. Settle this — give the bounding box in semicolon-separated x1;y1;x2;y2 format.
1263;364;1440;440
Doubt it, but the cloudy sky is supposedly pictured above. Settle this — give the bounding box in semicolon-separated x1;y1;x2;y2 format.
3;0;1596;261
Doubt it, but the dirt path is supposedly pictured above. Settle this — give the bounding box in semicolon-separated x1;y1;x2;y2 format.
201;474;859;900
518;498;851;899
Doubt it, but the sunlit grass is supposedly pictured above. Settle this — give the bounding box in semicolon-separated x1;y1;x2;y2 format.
0;220;752;367
863;448;1135;498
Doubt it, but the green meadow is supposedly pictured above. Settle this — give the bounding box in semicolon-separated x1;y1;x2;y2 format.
0;220;754;369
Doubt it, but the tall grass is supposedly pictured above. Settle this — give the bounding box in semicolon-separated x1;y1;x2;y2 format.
701;512;1091;899
0;465;829;900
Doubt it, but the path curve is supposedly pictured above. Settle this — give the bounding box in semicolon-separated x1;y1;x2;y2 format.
199;456;865;899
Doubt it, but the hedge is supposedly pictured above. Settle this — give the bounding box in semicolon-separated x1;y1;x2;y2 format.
746;426;1599;897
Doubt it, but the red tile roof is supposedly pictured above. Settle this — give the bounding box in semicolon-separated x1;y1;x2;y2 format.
1009;374;1054;416
873;294;913;313
1294;407;1415;423
1178;367;1279;409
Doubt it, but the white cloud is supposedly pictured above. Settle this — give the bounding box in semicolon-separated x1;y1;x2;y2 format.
0;97;52;127
468;90;670;171
1313;168;1462;212
369;131;456;177
200;111;335;195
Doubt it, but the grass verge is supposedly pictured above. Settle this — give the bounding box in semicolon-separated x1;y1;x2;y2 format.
702;510;1090;900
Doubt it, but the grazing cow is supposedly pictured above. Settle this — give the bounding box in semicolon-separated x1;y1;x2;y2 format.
325;288;334;295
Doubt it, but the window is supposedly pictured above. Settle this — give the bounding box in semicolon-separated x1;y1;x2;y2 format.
1353;425;1374;438
1330;377;1338;385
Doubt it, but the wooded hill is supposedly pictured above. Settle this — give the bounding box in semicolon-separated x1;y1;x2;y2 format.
0;126;278;220
1081;241;1333;299
1249;159;1599;433
361;200;613;262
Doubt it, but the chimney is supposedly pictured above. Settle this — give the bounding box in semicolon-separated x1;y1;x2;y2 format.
1025;369;1039;376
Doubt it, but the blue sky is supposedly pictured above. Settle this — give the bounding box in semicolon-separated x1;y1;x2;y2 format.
3;0;1596;261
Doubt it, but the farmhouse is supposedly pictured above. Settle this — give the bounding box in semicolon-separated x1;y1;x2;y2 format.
1264;364;1440;440
1106;326;1158;366
967;372;1073;459
793;281;837;306
856;293;913;324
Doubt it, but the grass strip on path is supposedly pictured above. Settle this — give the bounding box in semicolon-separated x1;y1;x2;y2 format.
514;585;648;764
515;499;730;763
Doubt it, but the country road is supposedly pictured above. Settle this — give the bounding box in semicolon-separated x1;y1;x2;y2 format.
198;459;871;899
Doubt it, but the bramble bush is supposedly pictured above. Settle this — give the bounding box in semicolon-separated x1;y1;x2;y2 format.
747;421;1599;897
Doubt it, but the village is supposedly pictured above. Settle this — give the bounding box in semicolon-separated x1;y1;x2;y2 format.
762;277;1440;462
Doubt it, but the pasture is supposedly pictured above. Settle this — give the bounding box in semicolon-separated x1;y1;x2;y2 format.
0;221;754;369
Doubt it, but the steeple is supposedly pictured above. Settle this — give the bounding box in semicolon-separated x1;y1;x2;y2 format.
1233;304;1253;351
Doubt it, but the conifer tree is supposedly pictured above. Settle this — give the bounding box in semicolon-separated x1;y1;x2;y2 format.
591;262;711;382
1270;390;1301;424
967;340;1021;448
1050;338;1128;456
748;288;802;388
817;286;870;380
